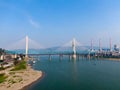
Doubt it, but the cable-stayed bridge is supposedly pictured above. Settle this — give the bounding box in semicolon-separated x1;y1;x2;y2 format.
5;36;91;60
3;36;120;61
56;38;87;52
6;36;44;50
6;36;88;53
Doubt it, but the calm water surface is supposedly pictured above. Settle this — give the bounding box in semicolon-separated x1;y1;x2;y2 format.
28;56;120;90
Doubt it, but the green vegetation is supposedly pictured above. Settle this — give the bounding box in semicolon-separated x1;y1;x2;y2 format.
0;48;6;55
11;60;27;71
0;73;8;83
18;77;23;82
8;79;16;84
0;66;4;70
9;72;15;75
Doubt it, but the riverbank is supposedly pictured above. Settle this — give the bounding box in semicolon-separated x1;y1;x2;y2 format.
95;57;120;61
21;71;45;90
0;66;42;90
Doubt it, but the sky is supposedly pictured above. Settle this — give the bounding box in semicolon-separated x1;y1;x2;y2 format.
0;0;120;49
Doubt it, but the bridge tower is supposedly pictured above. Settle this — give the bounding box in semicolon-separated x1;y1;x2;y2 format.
110;38;112;52
26;35;29;58
72;38;76;60
99;39;102;52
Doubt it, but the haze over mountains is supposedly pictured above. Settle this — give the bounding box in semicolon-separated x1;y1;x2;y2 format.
8;45;109;54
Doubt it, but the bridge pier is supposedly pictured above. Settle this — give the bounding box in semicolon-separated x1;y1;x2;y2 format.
87;54;91;60
77;55;80;60
49;55;52;61
83;55;85;59
59;54;63;60
69;55;72;60
72;54;76;60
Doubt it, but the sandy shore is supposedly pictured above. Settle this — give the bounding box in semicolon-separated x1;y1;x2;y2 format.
0;66;42;90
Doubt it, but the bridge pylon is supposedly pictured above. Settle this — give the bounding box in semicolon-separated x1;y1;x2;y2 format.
72;38;76;60
25;35;29;59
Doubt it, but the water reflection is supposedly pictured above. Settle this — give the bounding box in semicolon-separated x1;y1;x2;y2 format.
72;60;78;82
30;56;120;90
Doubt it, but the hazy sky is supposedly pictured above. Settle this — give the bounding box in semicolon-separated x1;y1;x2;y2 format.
0;0;120;49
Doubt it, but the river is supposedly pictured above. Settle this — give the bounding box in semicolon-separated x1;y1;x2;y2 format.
28;56;120;90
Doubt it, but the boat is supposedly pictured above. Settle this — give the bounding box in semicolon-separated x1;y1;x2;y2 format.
33;60;36;64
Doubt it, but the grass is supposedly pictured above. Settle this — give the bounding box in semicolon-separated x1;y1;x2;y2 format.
0;73;8;83
0;67;4;70
18;77;23;82
9;72;15;75
11;60;27;71
8;78;17;84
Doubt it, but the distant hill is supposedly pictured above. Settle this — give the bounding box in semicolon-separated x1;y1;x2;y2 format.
8;46;110;54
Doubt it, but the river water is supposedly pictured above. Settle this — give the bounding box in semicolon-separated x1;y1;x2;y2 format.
28;56;120;90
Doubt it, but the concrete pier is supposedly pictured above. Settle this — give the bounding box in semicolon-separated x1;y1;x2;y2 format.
49;55;52;61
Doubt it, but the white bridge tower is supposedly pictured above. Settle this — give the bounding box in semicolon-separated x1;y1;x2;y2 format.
26;35;29;58
72;38;76;60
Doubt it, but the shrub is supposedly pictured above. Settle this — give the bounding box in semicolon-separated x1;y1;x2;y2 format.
0;73;8;83
11;60;27;71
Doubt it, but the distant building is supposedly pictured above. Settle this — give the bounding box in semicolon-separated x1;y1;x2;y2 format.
114;44;120;51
